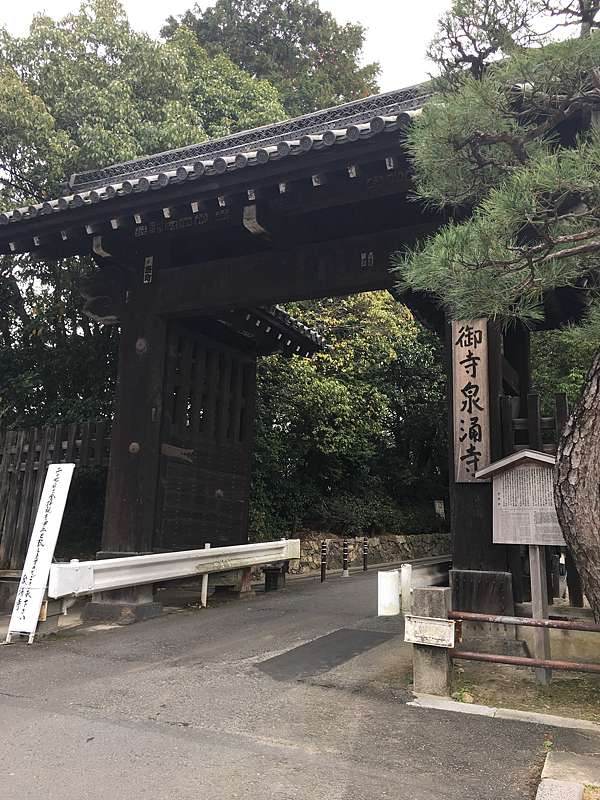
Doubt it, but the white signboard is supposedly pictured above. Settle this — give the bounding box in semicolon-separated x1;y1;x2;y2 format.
6;464;75;643
452;319;490;482
492;463;565;546
404;615;456;648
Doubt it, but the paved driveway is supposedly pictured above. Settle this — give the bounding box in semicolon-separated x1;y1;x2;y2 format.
1;571;597;799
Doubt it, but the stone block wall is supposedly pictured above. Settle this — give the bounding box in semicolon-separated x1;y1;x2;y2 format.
289;532;451;575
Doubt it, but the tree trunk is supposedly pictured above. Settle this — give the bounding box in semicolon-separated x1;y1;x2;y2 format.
554;346;600;621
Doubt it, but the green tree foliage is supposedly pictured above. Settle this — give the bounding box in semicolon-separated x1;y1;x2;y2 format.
428;0;543;83
0;0;285;425
395;0;600;616
0;0;284;193
162;0;380;116
531;309;600;410
429;1;600;87
396;8;600;327
0;0;446;549
251;292;447;538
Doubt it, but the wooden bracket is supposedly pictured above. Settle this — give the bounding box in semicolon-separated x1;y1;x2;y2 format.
242;205;270;238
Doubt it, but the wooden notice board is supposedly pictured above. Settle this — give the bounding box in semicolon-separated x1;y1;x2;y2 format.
452;319;490;482
476;450;565;546
492;463;565;546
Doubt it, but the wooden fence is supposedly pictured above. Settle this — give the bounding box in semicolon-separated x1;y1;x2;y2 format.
0;422;110;570
500;393;568;456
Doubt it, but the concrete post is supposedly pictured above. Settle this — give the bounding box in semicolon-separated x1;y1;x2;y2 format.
412;586;452;696
400;563;412;614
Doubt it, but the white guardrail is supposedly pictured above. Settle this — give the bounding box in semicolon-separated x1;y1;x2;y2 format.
48;539;300;599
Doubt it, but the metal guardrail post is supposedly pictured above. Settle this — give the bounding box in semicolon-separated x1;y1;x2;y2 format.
342;537;349;577
320;541;327;583
200;543;210;608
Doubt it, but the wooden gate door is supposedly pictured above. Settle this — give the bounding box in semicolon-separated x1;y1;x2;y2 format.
154;321;257;551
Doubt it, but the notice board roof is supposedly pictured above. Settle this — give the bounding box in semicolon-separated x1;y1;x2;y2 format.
475;449;556;479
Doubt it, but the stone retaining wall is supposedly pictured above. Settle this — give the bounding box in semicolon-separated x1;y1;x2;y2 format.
289;532;451;575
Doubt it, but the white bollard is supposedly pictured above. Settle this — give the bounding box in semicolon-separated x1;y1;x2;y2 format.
378;570;400;616
400;563;412;614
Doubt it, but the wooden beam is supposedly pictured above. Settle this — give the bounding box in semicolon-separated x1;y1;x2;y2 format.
527;393;543;450
1;138;410;255
152;227;422;315
503;324;530;416
268;165;412;216
242;205;270;237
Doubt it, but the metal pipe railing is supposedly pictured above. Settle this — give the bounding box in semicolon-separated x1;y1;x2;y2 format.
450;649;600;675
449;609;600;676
449;610;600;634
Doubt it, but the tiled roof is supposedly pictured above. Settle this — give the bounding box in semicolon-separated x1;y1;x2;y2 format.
265;306;325;350
0;86;426;232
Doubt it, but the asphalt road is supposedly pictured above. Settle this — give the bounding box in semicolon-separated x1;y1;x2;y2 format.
0;571;597;800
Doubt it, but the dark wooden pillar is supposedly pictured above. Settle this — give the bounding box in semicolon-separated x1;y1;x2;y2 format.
448;320;513;614
101;258;168;555
503;324;530;416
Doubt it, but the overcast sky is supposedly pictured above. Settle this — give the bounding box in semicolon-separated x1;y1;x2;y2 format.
0;0;453;91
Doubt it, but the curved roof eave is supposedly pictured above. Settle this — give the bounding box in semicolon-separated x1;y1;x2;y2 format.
0;86;426;239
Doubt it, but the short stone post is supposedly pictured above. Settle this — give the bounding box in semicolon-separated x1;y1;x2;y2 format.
412;586;452;696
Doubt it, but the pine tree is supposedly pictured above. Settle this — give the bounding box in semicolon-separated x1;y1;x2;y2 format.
395;0;600;618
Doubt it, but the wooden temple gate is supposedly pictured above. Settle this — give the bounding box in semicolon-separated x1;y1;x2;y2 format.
155;320;257;552
0;86;588;616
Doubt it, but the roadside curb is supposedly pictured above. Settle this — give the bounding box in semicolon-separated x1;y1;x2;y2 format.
407;693;600;735
535;750;600;799
535;779;583;799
